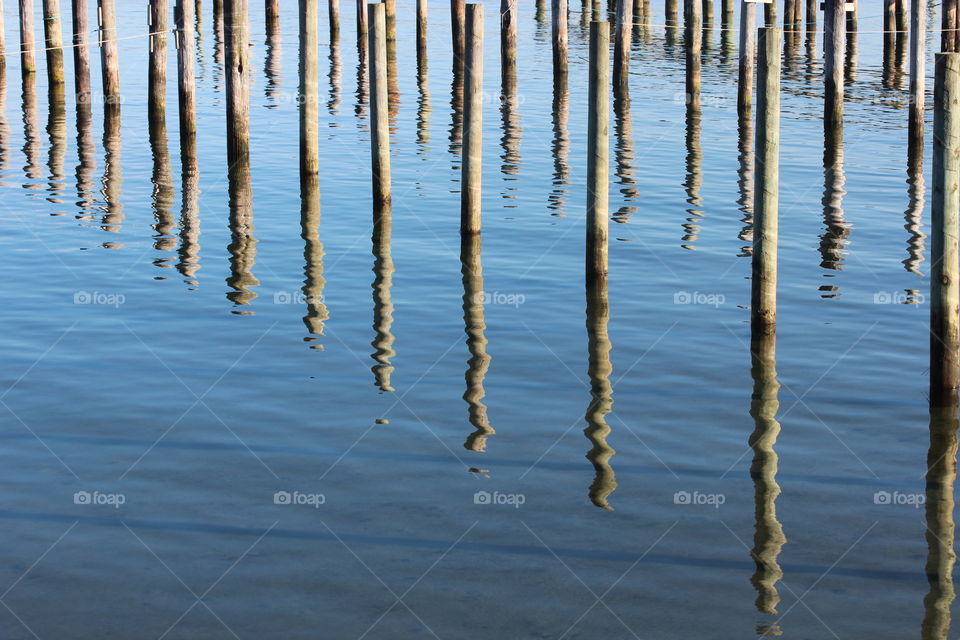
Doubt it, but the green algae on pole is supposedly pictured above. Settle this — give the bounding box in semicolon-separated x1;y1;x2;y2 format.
586;21;609;282
751;28;781;332
460;4;484;235
930;53;960;408
368;3;391;209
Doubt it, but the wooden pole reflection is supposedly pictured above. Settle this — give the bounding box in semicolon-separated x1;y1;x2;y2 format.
99;94;123;239
548;73;570;215
45;72;67;204
584;278;616;509
265;0;282;101
462;233;494;451
681;97;703;250
371;202;395;389
819;121;849;294
923;406;959;640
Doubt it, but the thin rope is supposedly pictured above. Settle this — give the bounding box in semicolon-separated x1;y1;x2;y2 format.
1;28;170;58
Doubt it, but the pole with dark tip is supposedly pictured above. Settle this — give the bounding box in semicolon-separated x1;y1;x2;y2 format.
461;3;484;235
751;27;781;333
586;21;609;283
417;0;427;62
368;3;391;208
266;0;279;32
931;53;960;407
501;0;517;81
737;0;755;120
329;0;340;42
356;0;366;50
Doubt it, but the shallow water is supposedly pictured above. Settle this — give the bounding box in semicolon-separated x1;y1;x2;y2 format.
0;1;950;638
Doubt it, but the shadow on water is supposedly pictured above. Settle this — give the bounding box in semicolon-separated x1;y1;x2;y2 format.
149;95;177;272
922;406;958;640
225;158;258;311
416;46;430;155
747;329;786;635
328;37;341;119
74;82;98;223
461;233;494;453
177;111;201;287
584;278;616;509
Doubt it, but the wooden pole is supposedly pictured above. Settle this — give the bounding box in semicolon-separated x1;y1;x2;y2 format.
931;53;960;407
945;0;958;53
43;0;65;84
384;0;396;42
685;0;702;110
301;0;319;177
805;0;816;31
587;20;609;282
266;0;279;32
908;0;925;155
356;0;367;50
19;0;35;74
176;0;197;149
225;0;250;170
460;3;483;234
552;0;568;77
665;0;678;26
451;0;465;73
737;0;756;120
613;0;632;93
98;0;121;109
72;0;91;105
149;0;169;123
703;0;713;27
824;0;845;132
721;0;733;28
501;0;518;81
0;0;5;69
751;27;781;332
329;0;340;42
416;0;427;62
368;3;391;208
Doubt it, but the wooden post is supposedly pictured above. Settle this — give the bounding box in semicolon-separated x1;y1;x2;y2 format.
384;0;396;42
685;0;702;110
763;0;774;26
43;0;65;84
19;0;35;74
703;0;713;26
805;0;816;31
368;3;391;208
552;0;568;77
751;27;781;332
98;0;121;109
931;53;960;407
613;0;632;93
0;1;5;69
301;0;319;178
721;0;733;27
266;0;279;32
452;0;465;73
149;0;169;122
72;0;91;105
501;0;517;81
586;21;609;282
356;0;367;50
945;0;957;53
824;0;845;132
329;0;340;42
665;0;678;26
225;0;250;170
460;3;483;234
176;0;196;149
908;0;925;155
417;0;427;62
737;0;756;120
783;0;794;30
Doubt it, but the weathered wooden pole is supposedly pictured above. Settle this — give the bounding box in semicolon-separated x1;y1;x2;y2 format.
823;0;845;132
721;0;733;27
763;0;774;26
266;0;279;32
42;0;65;84
908;0;925;156
416;0;427;62
613;0;632;93
931;53;960;407
452;0;466;73
300;0;319;177
665;0;678;26
702;0;713;26
329;0;340;41
501;0;518;81
460;3;483;234
356;0;367;50
0;1;6;69
72;0;91;105
737;0;756;120
384;0;396;42
586;21;609;282
368;3;391;208
751;27;781;332
805;0;816;31
552;0;568;77
685;0;702;110
149;0;169;123
225;0;250;170
98;0;121;109
176;0;197;149
19;0;35;74
945;0;958;53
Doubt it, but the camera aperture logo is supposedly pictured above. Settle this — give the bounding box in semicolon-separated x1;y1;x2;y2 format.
474;490;525;508
273;490;326;508
73;490;126;509
673;490;725;508
874;490;924;508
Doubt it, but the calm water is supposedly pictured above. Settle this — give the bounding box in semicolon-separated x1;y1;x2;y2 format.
0;0;950;637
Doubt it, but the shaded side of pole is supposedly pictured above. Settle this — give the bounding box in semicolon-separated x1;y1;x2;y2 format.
460;3;484;234
586;21;609;283
931;53;960;408
368;3;391;208
751;27;781;332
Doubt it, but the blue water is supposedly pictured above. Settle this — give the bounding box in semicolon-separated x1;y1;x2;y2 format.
0;0;949;637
